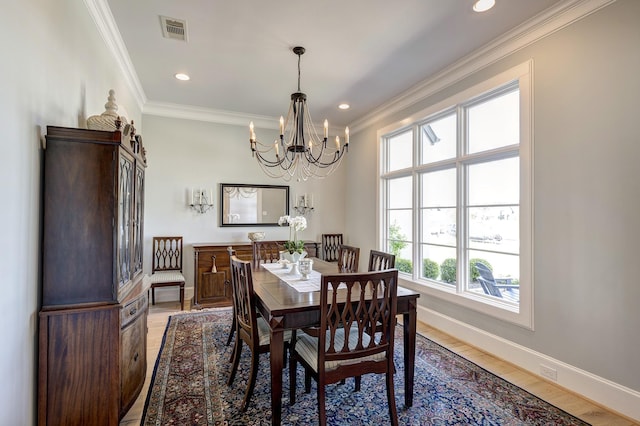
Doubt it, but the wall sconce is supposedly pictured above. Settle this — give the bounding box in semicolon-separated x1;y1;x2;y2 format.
190;188;214;214
294;193;314;215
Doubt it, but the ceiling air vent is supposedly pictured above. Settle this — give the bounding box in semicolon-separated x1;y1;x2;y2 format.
160;16;187;42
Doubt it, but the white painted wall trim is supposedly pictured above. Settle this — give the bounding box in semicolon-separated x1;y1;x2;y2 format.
85;0;616;131
349;0;617;134
83;0;147;110
417;305;640;422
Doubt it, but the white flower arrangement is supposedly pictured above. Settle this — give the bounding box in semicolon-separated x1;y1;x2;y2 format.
278;215;307;253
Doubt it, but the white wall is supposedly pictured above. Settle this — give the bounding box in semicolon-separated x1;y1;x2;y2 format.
346;0;640;417
141;114;347;300
0;1;143;423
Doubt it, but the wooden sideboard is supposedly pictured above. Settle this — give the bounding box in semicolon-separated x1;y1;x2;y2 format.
192;241;319;309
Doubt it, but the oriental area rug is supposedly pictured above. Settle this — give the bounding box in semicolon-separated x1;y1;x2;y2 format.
141;309;589;425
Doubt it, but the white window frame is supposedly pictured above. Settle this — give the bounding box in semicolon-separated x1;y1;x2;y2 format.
377;61;534;329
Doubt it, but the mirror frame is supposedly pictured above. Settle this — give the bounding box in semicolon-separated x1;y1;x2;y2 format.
219;183;290;227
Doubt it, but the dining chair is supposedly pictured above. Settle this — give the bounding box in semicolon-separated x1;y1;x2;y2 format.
288;269;399;426
368;249;396;271
321;233;343;262
252;240;284;269
148;236;185;310
337;244;360;272
227;255;291;411
226;245;269;349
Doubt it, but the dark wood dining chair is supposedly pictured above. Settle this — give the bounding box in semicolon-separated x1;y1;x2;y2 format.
368;249;396;271
226;244;272;349
227;256;291;411
321;233;343;262
337;244;360;272
148;236;185;310
252;240;284;268
289;269;399;426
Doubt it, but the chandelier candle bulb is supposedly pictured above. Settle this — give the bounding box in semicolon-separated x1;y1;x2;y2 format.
345;127;349;144
279;116;284;135
335;136;340;150
324;120;328;138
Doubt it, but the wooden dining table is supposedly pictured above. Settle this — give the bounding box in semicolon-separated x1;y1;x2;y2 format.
251;258;421;425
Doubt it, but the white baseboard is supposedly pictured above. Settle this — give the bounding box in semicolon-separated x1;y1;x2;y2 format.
417;306;640;422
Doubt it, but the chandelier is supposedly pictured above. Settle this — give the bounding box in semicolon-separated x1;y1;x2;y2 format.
249;46;349;181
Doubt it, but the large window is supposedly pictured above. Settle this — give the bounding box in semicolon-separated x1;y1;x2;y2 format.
379;62;532;327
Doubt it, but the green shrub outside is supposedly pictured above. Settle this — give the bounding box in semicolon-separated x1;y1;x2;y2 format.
440;258;457;283
440;258;493;283
395;258;412;273
422;258;439;279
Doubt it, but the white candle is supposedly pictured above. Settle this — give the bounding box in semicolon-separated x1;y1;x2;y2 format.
345;126;349;144
279;116;284;135
274;140;279;156
324;120;328;138
249;121;254;141
191;189;194;205
335;136;340;150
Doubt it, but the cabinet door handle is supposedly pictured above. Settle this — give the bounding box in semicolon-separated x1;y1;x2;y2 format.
134;352;139;362
129;308;137;316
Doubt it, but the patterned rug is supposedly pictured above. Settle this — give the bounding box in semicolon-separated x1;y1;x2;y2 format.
141;309;589;425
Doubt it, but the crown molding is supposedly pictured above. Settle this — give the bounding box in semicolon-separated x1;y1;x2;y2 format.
84;0;146;110
86;0;616;132
349;0;617;134
143;101;277;130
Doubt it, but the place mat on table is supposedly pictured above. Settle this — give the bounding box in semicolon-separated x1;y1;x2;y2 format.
261;262;322;292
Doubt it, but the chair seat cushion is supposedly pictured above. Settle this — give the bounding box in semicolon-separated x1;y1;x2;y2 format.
149;271;185;284
256;317;292;346
295;328;385;372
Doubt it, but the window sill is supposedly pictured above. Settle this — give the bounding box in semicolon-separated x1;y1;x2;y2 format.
398;274;533;330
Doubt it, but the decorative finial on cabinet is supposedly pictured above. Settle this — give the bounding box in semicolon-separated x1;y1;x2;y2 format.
87;89;129;131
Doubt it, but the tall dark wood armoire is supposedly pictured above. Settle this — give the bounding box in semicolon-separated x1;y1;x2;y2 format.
38;126;148;425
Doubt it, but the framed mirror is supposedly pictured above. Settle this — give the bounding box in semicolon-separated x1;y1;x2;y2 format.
220;183;289;227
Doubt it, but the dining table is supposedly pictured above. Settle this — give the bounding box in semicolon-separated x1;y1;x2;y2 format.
251;257;421;425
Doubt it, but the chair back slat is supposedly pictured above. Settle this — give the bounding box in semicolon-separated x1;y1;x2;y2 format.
318;269;398;365
152;236;183;272
368;250;396;271
338;244;360;273
322;234;343;262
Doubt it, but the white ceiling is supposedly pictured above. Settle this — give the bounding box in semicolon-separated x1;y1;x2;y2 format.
105;0;562;129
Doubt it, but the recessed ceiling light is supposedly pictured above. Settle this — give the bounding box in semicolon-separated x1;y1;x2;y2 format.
473;0;495;12
174;73;190;81
338;103;350;110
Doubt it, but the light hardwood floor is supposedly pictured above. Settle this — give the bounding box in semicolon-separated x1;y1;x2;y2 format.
120;300;637;426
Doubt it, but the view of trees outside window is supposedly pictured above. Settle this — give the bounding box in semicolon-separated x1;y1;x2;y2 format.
382;84;521;305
